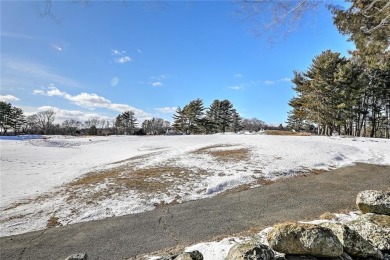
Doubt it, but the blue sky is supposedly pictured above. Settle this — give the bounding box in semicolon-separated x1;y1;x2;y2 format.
1;1;353;125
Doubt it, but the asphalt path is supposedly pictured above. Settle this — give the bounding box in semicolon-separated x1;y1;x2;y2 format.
1;163;389;260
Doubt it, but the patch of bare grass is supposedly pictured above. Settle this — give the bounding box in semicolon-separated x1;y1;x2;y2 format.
195;145;251;162
69;168;122;186
265;130;312;136
66;164;206;203
47;215;61;228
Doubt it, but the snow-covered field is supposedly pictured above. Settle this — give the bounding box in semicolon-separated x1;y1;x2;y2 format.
1;134;389;237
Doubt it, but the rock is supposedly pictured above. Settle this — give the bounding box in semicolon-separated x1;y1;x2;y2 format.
225;241;274;260
158;255;177;260
175;250;203;260
321;222;383;259
284;252;353;260
356;190;390;215
285;256;318;260
346;213;390;251
267;222;343;257
65;252;87;260
334;252;354;260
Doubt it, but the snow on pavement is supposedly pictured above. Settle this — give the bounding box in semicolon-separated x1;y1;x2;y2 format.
0;134;389;236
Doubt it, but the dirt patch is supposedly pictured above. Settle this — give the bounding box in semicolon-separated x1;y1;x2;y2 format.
265;130;312;136
47;215;61;228
194;144;251;162
66;164;206;203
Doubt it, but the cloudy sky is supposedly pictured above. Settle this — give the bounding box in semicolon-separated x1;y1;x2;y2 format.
1;1;353;124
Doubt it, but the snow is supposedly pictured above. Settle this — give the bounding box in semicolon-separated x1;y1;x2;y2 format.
1;134;389;237
146;212;361;260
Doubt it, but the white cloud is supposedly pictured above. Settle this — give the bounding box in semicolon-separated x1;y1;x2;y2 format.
0;95;20;102
280;77;291;82
70;93;112;108
112;49;132;64
116;56;132;64
264;80;275;85
33;86;150;119
234;73;243;78
137;49;142;53
229;85;244;91
32;89;45;95
47;88;69;97
155;107;177;114
112;49;125;56
50;43;63;52
1;32;36;40
152;81;164;87
151;74;169;81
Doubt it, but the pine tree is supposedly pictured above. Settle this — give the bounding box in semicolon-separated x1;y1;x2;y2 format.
172;99;205;134
230;109;243;133
0;101;13;135
217;100;234;133
115;111;137;135
331;0;390;67
206;100;221;133
172;107;187;134
10;107;26;135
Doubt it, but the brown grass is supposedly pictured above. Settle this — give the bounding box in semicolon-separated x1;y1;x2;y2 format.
265;130;312;136
319;212;337;220
195;145;251;162
47;215;61;228
66;164;206;203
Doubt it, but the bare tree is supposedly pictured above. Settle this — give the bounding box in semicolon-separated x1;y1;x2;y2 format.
35;110;56;134
234;0;323;42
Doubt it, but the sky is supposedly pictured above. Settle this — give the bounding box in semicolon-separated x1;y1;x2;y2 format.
0;1;354;125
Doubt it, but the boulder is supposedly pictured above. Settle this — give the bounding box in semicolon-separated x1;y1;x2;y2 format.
321;222;383;259
357;190;390;215
284;252;354;260
267;222;343;257
175;250;203;260
65;253;87;260
225;241;274;260
285;256;318;260
346;213;390;251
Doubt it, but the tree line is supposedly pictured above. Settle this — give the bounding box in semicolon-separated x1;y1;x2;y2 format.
286;1;389;138
0;102;171;136
0;99;276;136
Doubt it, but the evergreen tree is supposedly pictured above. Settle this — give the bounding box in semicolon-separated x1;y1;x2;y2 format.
0;101;13;135
172;107;187;134
331;0;390;66
206;100;221;133
230;109;243;133
183;98;205;134
172;99;205;134
10;107;26;135
115;111;137;135
218;99;234;133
